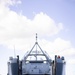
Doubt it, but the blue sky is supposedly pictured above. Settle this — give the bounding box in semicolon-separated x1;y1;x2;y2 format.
0;0;75;75
10;0;75;45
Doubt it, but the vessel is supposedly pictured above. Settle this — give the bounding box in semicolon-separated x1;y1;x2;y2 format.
7;34;66;75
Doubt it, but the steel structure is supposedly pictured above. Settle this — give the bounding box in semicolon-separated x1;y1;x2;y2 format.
7;34;66;75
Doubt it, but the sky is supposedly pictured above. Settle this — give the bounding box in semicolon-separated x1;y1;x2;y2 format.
0;0;75;75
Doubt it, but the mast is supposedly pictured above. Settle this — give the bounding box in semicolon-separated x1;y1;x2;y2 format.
24;33;51;62
36;33;37;60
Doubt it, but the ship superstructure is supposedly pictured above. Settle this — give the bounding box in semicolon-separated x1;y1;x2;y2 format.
7;34;66;75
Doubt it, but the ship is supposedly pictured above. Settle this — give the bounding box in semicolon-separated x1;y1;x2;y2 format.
7;34;66;75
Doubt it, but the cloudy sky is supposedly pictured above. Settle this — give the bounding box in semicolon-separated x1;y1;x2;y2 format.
0;0;75;75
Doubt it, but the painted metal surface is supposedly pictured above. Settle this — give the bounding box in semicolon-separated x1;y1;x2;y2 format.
7;34;66;75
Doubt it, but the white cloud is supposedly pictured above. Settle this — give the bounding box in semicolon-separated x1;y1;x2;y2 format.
0;3;64;49
68;59;75;64
38;38;75;58
0;0;21;6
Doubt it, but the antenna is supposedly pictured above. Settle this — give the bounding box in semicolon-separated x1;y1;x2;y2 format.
36;33;38;60
36;33;37;43
14;45;16;58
